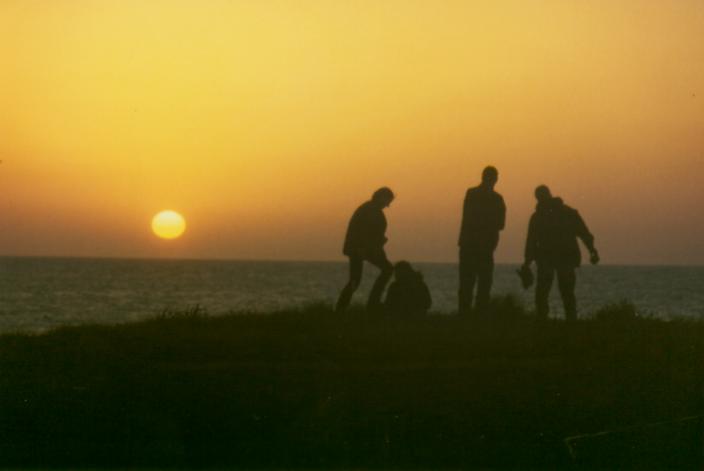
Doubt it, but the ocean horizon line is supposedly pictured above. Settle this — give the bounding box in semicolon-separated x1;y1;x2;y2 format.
1;253;702;268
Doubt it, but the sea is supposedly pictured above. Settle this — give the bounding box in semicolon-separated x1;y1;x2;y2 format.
1;256;702;334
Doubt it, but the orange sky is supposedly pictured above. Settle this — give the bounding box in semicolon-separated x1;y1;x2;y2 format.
1;1;703;264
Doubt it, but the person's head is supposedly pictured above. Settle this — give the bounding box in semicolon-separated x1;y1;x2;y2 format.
393;260;415;281
481;166;499;187
534;185;552;203
372;187;394;208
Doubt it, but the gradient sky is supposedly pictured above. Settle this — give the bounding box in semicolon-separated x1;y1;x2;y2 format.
2;1;703;264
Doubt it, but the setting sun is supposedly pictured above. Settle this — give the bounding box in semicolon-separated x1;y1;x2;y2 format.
151;211;186;240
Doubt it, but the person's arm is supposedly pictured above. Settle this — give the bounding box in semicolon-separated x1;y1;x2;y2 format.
458;190;471;246
357;205;385;251
524;215;537;267
497;195;506;231
574;210;599;264
345;208;365;256
369;210;388;249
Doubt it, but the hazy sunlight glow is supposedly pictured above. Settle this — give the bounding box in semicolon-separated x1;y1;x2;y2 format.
1;1;703;263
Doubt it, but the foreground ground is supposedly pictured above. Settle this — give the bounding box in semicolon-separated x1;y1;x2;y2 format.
1;300;702;468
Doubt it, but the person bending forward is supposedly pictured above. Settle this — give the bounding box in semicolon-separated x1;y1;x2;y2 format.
336;187;395;312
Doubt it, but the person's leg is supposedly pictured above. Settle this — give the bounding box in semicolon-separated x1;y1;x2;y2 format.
535;262;554;320
458;247;478;316
557;266;577;321
475;251;494;313
335;256;363;312
366;250;393;311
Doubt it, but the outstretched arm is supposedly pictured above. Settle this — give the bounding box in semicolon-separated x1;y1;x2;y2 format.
575;211;599;264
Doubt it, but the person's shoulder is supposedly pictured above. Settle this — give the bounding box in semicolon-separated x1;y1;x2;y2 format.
351;201;372;221
558;203;584;224
562;203;579;215
356;200;375;213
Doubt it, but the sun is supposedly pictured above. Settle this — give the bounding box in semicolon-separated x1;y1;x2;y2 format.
151;210;186;239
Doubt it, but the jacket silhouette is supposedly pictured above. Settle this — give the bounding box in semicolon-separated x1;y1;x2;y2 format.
384;261;432;316
525;196;594;268
343;200;388;256
459;185;506;252
523;186;599;321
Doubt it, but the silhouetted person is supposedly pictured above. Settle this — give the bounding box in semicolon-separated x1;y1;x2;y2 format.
458;166;506;315
384;261;432;316
522;185;599;321
336;187;395;312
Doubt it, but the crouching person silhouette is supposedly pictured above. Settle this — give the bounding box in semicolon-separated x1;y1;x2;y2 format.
335;187;395;313
522;185;599;321
384;261;432;316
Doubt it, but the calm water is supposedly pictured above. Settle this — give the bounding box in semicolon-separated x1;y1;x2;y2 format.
1;256;702;333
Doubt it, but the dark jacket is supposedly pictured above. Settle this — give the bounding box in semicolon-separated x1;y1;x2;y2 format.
384;272;432;316
458;185;506;252
525;197;595;267
343;201;388;256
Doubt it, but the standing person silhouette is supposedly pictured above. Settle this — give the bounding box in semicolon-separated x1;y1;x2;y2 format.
458;166;506;316
335;187;395;313
522;185;599;321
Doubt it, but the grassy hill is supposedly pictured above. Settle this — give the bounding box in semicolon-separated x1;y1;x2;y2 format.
1;300;702;468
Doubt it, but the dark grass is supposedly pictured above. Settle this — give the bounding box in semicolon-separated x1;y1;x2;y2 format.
1;298;703;469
